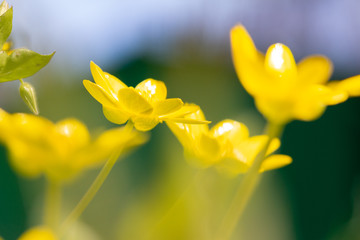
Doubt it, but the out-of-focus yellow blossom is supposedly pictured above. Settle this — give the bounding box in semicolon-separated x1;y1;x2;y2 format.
83;62;209;131
230;24;360;124
327;75;360;98
18;227;57;240
166;107;291;175
2;41;13;55
0;109;147;182
2;41;10;50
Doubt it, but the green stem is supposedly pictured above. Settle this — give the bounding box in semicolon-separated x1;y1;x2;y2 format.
215;122;284;240
149;170;202;238
44;179;61;232
60;121;134;233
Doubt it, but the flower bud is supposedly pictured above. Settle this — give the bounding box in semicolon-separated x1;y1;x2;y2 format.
19;81;39;115
2;41;10;51
0;0;9;16
2;41;13;55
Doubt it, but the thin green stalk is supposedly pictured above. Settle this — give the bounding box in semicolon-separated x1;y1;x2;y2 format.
215;122;284;240
60;121;134;233
44;179;61;232
149;170;202;238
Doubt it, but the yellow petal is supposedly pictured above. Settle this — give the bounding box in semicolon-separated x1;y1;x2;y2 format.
90;61;111;90
133;116;159;131
166;108;209;150
154;98;183;116
231;25;270;96
117;87;153;115
11;113;54;143
215;155;249;176
293;85;347;121
88;126;148;165
135;78;167;103
233;135;268;165
0;108;8;118
95;126;148;151
260;154;292;172
218;137;287;176
266;138;281;155
166;108;208;148
83;80;118;107
102;72;127;97
324;89;348;106
328;75;360;97
4;115;55;173
210;120;249;147
196;133;222;165
293;86;326;121
90;62;128;100
182;108;210;134
7;139;46;178
18;227;57;240
55;118;90;149
264;43;297;80
230;24;258;63
231;25;289;98
164;103;200;118
103;106;130;125
255;97;294;124
163;105;210;124
166;121;193;149
297;55;333;84
180;133;222;168
165;117;210;124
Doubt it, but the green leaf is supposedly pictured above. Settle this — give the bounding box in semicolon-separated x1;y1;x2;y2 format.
0;51;7;67
0;0;10;14
0;6;12;47
0;48;55;82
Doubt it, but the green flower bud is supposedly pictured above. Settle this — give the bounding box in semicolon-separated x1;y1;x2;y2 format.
19;81;39;115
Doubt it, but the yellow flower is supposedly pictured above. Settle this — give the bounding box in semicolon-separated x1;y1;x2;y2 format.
230;24;360;124
83;62;209;131
0;109;147;182
18;227;57;240
166;108;291;175
2;41;13;55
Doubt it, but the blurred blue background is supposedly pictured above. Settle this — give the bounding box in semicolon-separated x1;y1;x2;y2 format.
1;0;360;239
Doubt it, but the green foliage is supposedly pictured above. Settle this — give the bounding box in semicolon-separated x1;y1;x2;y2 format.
0;49;55;82
0;0;54;83
0;2;12;47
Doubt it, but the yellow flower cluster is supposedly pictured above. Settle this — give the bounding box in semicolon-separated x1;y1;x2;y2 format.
0;109;147;182
83;62;291;175
167;108;291;176
230;25;360;124
83;62;209;131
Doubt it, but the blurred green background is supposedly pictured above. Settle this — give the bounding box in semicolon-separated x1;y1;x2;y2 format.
1;0;360;239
